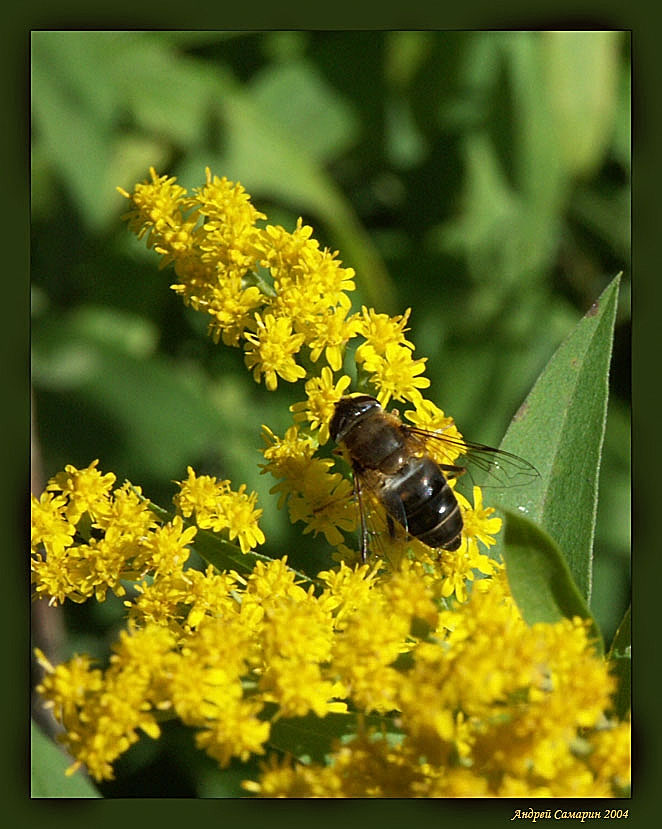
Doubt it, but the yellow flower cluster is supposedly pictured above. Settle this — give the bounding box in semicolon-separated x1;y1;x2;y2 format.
29;169;630;796
245;572;630;798
30;461;264;605
32;475;629;795
118;169;431;401
118;169;502;582
119;168;356;387
174;466;265;553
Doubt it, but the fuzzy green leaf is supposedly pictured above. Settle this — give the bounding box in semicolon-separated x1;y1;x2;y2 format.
31;720;101;798
493;274;621;603
268;712;400;763
608;605;631;718
502;510;603;653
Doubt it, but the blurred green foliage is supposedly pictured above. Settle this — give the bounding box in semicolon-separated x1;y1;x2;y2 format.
31;31;630;797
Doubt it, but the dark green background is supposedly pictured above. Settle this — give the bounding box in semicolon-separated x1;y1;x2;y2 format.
30;30;630;798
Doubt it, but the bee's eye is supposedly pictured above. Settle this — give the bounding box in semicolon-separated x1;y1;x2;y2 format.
330;396;379;443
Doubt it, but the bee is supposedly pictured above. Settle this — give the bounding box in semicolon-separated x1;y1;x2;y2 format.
329;394;537;561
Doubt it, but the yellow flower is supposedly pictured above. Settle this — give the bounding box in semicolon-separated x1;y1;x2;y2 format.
192;170;266;268
290;367;353;445
244;313;307;390
121;173;359;398
588;720;631;792
245;556;309;605
174;465;231;518
330;587;410;713
241;570;624;797
34;648;104;730
459;486;502;551
31;491;76;555
203;273;265;347
260;424;317;488
174;467;265;553
359;341;430;407
306;306;361;371
167;615;254;723
258;593;344;718
260;424;356;545
288;461;356;546
127;566;239;631
35;626;175;780
378;559;439;628
195;698;271;766
33;469;628;795
318;560;382;621
256;219;355;320
120;168;269;350
136;515;197;577
46;459;116;524
118;167;193;258
32;462;265;606
246;734;430;798
354;306;415;361
219;485;266;552
92;482;157;537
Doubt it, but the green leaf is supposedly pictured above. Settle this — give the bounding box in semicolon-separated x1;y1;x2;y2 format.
607;605;631;718
493;274;621;603
542;31;622;178
31;32;222;229
149;498;265;577
190;526;313;586
31;720;101;797
146;499;317;586
249;60;359;162
502;510;603;654
31;33;135;229
188;76;398;313
268;713;350;763
268;712;400;763
31;308;236;483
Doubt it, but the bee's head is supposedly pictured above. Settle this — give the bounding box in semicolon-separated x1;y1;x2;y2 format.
329;394;380;443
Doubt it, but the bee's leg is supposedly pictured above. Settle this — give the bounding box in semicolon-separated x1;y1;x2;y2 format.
441;464;466;481
386;514;396;539
352;472;370;563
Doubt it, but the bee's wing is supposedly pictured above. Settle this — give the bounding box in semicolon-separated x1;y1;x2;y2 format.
406;426;539;488
350;466;409;561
